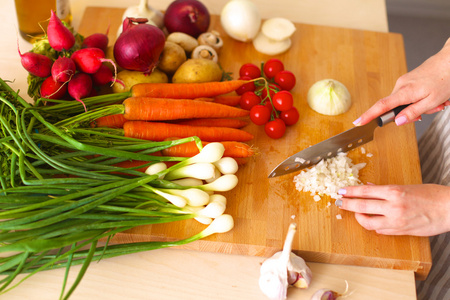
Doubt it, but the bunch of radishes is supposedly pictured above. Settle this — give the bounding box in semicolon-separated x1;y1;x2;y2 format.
19;10;118;109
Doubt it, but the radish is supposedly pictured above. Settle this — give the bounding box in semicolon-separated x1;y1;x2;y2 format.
68;73;93;111
51;56;76;83
18;45;52;78
40;76;68;99
47;10;75;51
82;29;109;53
71;48;116;75
92;64;124;87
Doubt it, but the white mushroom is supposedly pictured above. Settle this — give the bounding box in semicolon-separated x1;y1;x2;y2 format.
197;31;224;53
191;45;219;63
166;32;199;54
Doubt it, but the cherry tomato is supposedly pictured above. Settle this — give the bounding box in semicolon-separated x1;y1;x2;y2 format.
239;91;261;110
260;83;280;100
236;76;255;95
265;118;286;139
239;63;261;79
250;105;271;125
274;70;296;91
263;58;284;79
263;99;274;114
272;90;294;111
280;107;299;125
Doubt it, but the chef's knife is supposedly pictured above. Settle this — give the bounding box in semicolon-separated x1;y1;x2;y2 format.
268;105;408;178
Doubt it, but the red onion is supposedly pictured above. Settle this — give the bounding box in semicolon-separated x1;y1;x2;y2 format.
164;0;210;38
113;18;165;74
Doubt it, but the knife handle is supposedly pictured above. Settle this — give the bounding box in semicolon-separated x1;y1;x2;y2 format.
377;104;410;127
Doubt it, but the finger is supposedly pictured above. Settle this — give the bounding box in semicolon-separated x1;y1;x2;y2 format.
423;104;445;115
340;198;387;215
339;184;393;200
353;94;406;126
354;213;388;231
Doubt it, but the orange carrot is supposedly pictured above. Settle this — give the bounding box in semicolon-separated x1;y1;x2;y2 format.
91;113;128;128
130;80;247;98
123;97;249;121
161;140;255;158
123;121;254;142
174;118;249;128
213;95;241;106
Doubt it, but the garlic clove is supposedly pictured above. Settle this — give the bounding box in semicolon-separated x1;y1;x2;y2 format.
261;18;296;42
287;253;313;288
253;31;292;56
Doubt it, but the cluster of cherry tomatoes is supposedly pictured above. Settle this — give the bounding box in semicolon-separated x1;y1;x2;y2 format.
236;58;299;139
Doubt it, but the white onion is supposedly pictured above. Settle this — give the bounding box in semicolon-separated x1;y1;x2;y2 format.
293;152;365;200
307;79;352;116
220;0;261;42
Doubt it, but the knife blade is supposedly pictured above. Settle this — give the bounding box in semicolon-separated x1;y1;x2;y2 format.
268;105;408;178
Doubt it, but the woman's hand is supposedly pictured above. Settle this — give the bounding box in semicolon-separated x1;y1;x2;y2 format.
353;37;450;127
336;184;450;236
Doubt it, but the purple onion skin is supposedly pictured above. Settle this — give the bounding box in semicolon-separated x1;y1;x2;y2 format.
113;18;165;74
164;0;210;38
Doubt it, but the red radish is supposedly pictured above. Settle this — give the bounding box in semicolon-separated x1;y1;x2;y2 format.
40;76;67;99
47;10;75;51
82;29;109;53
51;56;76;83
71;48;116;74
68;73;92;111
113;18;165;73
18;43;52;78
92;64;124;87
164;0;210;38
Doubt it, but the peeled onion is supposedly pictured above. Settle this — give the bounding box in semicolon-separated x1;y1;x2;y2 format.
307;79;352;115
113;18;165;74
220;0;261;42
164;0;211;38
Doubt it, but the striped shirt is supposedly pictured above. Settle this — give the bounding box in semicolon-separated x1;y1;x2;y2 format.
416;108;450;300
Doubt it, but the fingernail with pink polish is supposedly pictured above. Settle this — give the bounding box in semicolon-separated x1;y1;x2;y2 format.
395;115;407;126
338;188;346;195
353;117;361;126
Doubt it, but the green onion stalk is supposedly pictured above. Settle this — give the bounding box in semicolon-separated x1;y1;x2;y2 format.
0;78;235;299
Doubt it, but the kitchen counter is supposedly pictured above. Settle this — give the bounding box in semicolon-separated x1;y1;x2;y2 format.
0;1;419;299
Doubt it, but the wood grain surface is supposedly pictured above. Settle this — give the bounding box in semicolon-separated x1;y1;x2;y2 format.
78;7;431;279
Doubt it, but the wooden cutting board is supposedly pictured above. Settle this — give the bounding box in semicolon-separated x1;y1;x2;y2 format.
78;7;431;279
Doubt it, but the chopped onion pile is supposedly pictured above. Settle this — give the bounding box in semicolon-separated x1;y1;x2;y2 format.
293;152;366;200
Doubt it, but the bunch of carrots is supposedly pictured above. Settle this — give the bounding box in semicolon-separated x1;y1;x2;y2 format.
85;79;258;168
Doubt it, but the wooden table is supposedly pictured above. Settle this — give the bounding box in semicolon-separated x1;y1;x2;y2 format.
1;1;422;299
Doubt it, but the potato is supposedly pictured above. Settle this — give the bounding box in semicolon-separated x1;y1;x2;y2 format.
105;45;123;73
158;41;187;74
112;69;169;93
172;58;223;83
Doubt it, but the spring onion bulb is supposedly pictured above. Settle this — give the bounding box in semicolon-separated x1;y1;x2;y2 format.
205;167;221;183
164;163;216;181
201;214;234;236
213;157;238;174
197;201;226;218
145;162;167;178
146;186;187;207
185;142;225;164
171;178;204;187
307;79;352;116
162;188;210;207
197;174;238;192
209;194;227;206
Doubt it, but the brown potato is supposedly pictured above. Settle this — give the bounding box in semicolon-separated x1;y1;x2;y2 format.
172;58;223;83
112;69;169;93
158;41;187;74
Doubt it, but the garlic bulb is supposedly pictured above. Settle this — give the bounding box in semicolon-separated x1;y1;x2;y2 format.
307;79;352;116
259;223;312;300
118;0;164;35
220;0;261;42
